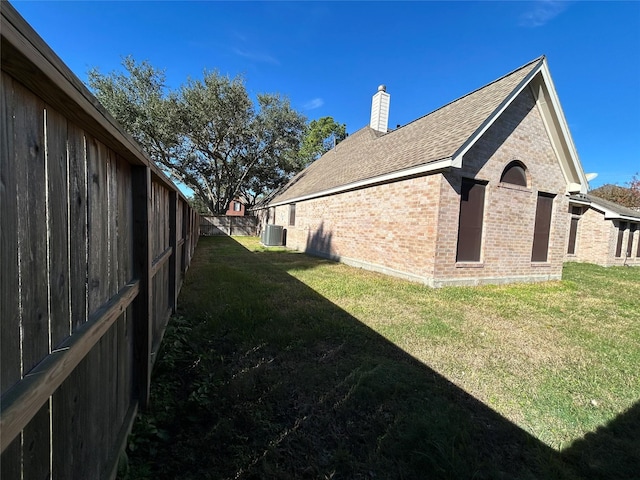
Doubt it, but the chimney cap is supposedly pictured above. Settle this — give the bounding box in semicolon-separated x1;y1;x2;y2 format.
377;84;386;92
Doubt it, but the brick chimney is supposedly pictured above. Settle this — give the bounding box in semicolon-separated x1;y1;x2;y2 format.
370;85;390;133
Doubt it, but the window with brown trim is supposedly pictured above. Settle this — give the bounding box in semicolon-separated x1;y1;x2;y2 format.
500;161;528;187
615;221;627;258
531;193;555;262
456;179;486;262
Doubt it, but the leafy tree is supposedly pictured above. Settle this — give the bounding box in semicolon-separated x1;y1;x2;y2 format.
590;173;640;209
188;196;212;215
87;56;182;170
88;58;307;214
630;172;640;196
299;117;347;167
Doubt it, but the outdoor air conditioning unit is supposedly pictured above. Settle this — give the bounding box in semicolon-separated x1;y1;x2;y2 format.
261;224;284;246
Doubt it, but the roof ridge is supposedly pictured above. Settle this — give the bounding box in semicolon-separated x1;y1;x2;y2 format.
386;55;545;135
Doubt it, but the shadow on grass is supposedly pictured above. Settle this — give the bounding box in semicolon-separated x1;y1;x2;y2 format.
127;237;637;480
561;400;640;479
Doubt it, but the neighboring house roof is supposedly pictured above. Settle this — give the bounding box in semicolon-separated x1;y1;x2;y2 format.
270;56;587;207
570;193;640;221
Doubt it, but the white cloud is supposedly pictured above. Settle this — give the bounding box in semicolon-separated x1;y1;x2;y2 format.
303;98;324;110
232;48;280;65
519;0;569;28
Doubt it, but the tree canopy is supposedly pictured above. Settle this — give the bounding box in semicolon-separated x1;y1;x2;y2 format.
299;117;347;167
590;173;640;209
88;57;344;214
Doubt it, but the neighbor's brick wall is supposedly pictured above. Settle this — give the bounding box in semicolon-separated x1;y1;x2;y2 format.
570;207;612;266
606;219;640;267
274;175;442;281
569;208;640;267
433;85;569;285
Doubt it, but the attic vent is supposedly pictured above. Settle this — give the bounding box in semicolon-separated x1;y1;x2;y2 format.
370;85;390;133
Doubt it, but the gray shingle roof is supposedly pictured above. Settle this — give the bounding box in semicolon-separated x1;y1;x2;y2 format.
271;56;544;205
572;193;640;220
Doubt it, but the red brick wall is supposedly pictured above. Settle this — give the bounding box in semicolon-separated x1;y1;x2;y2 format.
225;200;245;216
272;86;577;286
432;86;569;285
274;175;442;282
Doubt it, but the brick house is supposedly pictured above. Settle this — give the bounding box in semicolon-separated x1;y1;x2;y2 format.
225;198;245;216
566;194;640;266
260;56;589;287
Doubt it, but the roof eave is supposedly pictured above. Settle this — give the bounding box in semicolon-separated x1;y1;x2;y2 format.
570;196;640;221
269;157;454;207
603;213;640;221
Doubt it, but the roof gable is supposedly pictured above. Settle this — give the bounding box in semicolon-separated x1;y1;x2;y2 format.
271;56;587;206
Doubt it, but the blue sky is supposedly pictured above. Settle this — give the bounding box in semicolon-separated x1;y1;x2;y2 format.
11;0;640;188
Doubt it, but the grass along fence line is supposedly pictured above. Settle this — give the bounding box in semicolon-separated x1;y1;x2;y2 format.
126;236;639;479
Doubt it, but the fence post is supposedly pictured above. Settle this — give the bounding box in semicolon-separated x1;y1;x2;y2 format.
169;191;178;313
131;166;152;408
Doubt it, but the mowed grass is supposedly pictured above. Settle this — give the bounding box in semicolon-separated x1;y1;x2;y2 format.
126;236;640;480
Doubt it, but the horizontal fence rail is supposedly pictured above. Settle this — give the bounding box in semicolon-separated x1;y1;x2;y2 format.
0;3;199;479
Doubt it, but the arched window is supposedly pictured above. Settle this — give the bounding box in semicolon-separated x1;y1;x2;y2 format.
500;160;528;187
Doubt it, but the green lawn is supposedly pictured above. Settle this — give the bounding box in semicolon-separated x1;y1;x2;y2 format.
126;236;640;480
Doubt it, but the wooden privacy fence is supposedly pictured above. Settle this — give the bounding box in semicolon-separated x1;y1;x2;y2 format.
0;4;199;479
200;215;258;236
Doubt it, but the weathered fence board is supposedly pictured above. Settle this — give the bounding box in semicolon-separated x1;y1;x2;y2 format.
68;122;88;330
88;138;109;313
0;69;21;480
46;106;72;345
14;81;52;479
0;3;200;478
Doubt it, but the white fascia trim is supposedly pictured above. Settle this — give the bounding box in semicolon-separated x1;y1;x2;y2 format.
270;157;454;207
604;213;640;221
538;63;589;194
590;202;640;222
450;59;544;168
602;210;640;221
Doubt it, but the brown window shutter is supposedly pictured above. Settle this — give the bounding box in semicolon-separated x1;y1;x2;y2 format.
567;216;579;255
531;193;554;262
615;221;627;258
456;179;486;262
